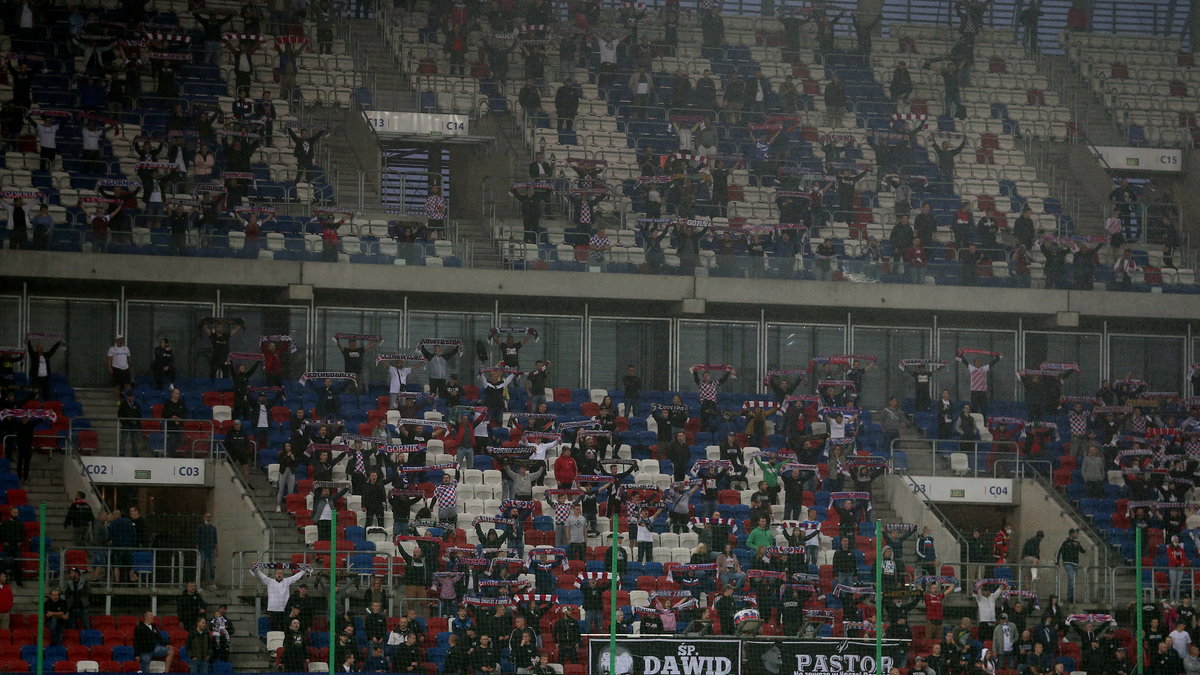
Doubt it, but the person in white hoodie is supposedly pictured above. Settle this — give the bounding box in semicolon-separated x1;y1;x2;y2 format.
253;565;306;631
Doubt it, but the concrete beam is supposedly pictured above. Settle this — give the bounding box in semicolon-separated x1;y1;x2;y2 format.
3;250;1200;323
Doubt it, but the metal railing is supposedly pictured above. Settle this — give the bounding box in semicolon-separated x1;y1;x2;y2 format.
67;416;222;459
941;559;1106;605
1112;563;1200;604
223;456;275;553
56;546;201;592
889;438;1021;477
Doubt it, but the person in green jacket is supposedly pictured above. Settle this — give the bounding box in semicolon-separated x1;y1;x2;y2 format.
745;517;776;551
753;453;783;492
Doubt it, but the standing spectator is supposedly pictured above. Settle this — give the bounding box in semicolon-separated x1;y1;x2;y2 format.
565;504;588;561
993;613;1018;669
973;582;1004;637
151;338;175;391
187;617;215;673
904;237;927;284
890;61;913;104
1081;445;1105;499
26;337;60;401
1055;529;1085;602
1020;530;1044;588
425;184;447;234
286;125;326;184
993;523;1012;568
418;342;458;397
89;513;109;584
1109;178;1138;239
934;389;954;438
177;581;206;630
0;572;10;629
959;352;1001;415
31;114;61;172
930;136;967;186
554;79;580;132
63;567;89;630
1017;1;1043;53
916;526;937;576
1168;536;1188;602
107;509;135;584
106;335;131;399
117;390;144;457
161;388;187;455
622;365;642;418
254;565;307;631
64;492;94;546
196;513;218;591
824;74;846;127
1105;208;1125;259
134;612;176;673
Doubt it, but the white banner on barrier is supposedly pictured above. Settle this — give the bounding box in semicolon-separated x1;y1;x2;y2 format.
80;457;206;485
907;476;1013;503
1092;146;1182;172
363;111;470;137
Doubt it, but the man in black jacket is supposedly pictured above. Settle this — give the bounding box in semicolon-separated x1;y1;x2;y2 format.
285;125;326;184
176;581;206;631
117;390;145;457
134;612;176;672
161;388;188;454
26;338;61;401
554;80;579;131
913;202;937;244
664;431;690;481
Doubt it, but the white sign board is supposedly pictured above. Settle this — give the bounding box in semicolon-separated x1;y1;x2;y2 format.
1092;146;1182;172
81;457;206;485
907;476;1014;504
363;111;470;138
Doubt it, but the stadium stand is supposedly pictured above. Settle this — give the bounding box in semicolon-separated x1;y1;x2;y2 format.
1;0;1200;674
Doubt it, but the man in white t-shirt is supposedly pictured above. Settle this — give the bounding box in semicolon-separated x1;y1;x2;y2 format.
106;335;132;398
594;32;626;95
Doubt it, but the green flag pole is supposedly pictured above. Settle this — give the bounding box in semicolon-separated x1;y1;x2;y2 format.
36;503;45;675
875;519;883;675
609;512;619;675
327;508;338;675
1136;526;1143;675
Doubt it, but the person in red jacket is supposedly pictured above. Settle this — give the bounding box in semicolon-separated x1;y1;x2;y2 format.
0;571;12;630
1167;535;1188;602
993;524;1012;571
554;447;578;489
261;340;284;387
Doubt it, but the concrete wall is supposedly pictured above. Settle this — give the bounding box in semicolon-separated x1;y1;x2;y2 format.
62;454;106;515
4;250;1200;323
1012;477;1107;600
210;460;272;587
884;475;959;570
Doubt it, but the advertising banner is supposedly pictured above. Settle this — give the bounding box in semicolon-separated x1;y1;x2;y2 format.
746;639;905;675
587;637;740;675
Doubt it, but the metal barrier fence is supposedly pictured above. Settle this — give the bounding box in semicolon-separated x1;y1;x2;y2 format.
941;559;1106;605
889;438;1022;477
66;417;222;459
55;546;201;593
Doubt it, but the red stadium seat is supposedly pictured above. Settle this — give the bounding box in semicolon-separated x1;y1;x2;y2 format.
76;430;99;455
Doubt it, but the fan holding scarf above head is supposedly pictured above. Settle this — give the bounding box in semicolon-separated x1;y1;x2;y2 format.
691;363;736;431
